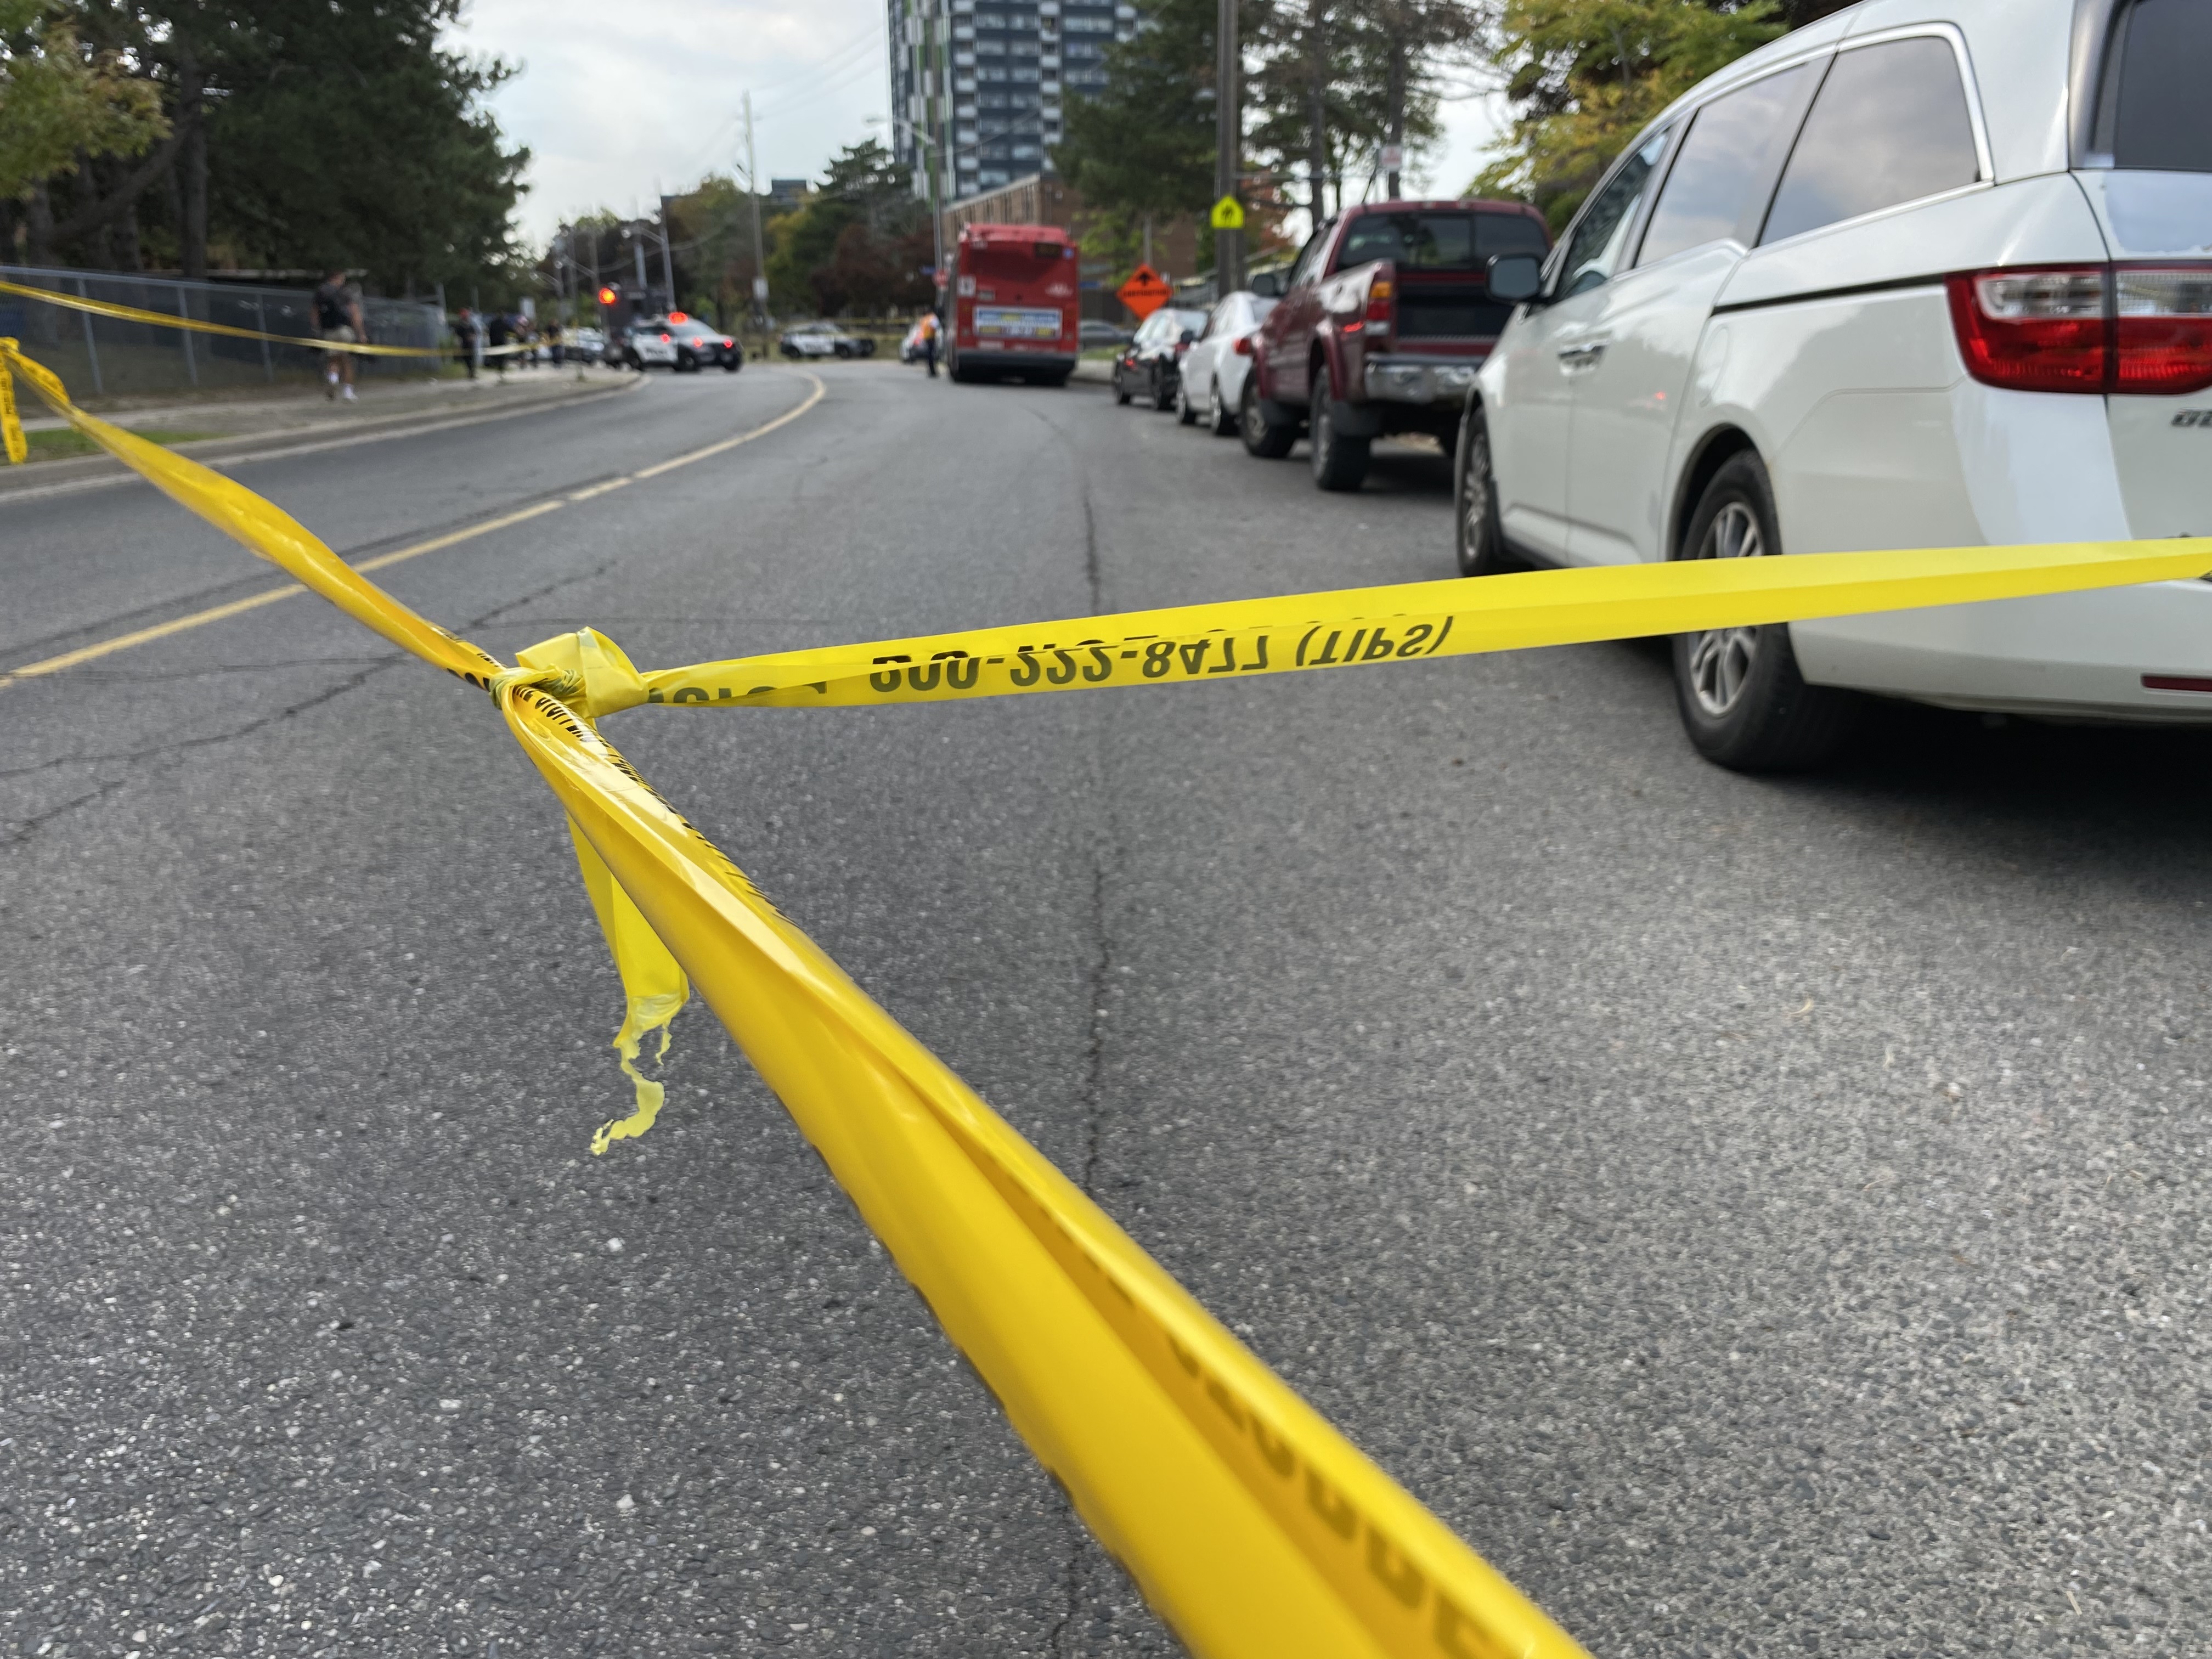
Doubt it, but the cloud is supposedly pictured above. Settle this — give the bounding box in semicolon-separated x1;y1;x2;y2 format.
454;0;892;242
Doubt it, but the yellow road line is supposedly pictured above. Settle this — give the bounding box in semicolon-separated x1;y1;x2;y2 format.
631;374;827;478
0;371;826;691
1;583;311;683
354;499;568;574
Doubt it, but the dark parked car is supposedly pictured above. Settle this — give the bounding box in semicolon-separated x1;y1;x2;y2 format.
1244;198;1551;489
1080;318;1133;349
1110;307;1209;410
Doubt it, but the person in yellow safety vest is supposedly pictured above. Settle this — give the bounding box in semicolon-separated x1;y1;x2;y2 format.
919;310;940;380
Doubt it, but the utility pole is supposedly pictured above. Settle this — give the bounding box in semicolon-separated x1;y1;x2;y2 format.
743;92;769;324
658;195;678;311
926;0;947;291
1214;0;1242;294
1306;0;1329;221
633;228;649;313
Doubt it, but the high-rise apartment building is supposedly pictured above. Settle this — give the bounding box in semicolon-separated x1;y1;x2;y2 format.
889;0;1137;207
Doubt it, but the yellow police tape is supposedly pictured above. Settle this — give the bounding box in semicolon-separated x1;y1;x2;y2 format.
9;332;2211;1658
0;276;527;358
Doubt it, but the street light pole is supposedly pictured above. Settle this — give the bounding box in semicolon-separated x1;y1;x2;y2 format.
1215;0;1242;295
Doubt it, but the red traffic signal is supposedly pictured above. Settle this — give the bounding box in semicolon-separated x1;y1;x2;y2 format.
597;285;619;307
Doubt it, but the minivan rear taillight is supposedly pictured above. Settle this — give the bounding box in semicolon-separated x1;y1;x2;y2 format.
2115;269;2212;393
1949;265;2212;395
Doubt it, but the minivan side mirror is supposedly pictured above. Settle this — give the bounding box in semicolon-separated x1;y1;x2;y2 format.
1486;253;1543;304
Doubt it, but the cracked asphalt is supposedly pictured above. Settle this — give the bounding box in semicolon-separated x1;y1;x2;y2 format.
2;359;2208;1658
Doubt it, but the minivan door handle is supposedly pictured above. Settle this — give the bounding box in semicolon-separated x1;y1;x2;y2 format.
1556;341;1606;366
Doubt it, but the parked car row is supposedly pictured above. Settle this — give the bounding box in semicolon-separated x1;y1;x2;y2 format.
1105;0;2212;773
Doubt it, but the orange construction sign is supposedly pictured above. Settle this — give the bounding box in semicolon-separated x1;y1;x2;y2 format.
1116;263;1173;320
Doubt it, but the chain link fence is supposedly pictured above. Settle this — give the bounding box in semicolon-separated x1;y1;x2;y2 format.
0;265;447;401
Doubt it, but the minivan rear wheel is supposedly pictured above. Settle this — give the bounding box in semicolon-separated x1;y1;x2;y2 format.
1671;452;1859;772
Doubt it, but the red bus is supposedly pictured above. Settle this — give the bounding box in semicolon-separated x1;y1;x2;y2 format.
945;222;1079;386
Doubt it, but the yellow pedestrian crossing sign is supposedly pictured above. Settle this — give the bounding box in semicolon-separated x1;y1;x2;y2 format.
1209;195;1245;231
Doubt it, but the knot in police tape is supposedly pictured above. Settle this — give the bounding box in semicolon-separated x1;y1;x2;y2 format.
496;629;679;1154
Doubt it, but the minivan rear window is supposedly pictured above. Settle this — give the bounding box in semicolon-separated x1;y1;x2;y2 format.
1762;36;1979;244
2096;0;2212;173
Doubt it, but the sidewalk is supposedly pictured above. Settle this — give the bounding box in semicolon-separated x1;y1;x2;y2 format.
3;365;641;501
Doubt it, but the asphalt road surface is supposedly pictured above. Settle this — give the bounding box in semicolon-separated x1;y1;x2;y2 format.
4;360;2208;1658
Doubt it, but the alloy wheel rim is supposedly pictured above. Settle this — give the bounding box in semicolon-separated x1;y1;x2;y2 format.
1686;500;1764;716
1462;432;1491;557
1312;379;1331;472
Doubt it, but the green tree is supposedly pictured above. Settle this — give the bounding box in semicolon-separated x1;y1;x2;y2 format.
0;0;166;200
196;0;527;292
1474;0;1790;229
4;1;525;296
763;139;930;316
1051;0;1217;266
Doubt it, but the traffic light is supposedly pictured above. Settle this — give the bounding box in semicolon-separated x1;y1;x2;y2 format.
596;284;621;309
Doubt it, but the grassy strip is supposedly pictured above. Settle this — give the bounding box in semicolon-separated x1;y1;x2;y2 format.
22;426;220;462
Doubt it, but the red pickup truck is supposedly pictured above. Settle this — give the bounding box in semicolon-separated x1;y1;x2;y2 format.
1246;199;1551;491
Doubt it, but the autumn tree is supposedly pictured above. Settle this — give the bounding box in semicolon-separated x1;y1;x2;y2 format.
1474;0;1807;228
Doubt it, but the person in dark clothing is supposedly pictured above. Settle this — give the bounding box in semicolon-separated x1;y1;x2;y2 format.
452;307;482;379
485;311;512;376
313;268;367;401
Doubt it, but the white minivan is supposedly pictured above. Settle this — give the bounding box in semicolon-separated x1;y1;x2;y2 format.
1457;0;2212;769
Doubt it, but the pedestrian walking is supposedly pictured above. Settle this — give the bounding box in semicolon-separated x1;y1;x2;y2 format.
452;307;482;380
486;310;512;377
920;309;940;380
314;267;367;402
545;319;565;367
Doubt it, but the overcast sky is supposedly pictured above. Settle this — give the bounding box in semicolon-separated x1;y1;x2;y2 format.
452;0;1509;250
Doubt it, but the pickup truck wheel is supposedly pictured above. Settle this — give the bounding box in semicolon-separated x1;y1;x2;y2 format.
1670;452;1860;772
1239;379;1297;458
1454;410;1518;577
1308;366;1370;492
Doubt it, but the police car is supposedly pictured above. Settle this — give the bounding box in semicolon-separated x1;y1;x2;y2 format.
620;314;743;373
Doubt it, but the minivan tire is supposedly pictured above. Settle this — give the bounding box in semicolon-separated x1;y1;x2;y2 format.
1308;366;1370;492
1453;407;1517;578
1670;452;1859;772
1240;379;1297;458
1175;380;1200;424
